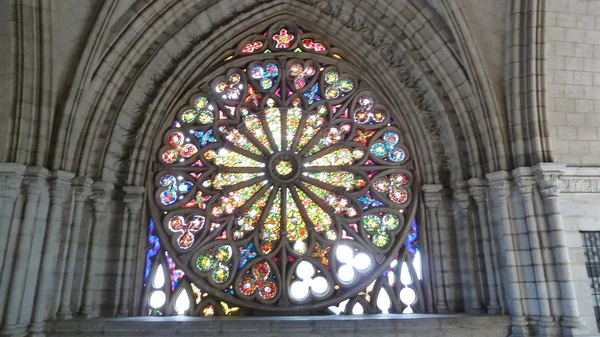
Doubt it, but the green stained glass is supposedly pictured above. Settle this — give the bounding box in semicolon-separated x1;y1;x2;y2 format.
296;189;335;240
286;192;308;254
196;245;232;283
244;115;273;153
211;181;267;216
212;173;263;189
362;214;399;248
205;149;264;167
224;129;262;155
296;106;327;151
304;183;357;217
306;124;351;155
306;171;366;191
286;107;302;150
264;107;282;151
260;190;281;254
305;148;364;167
234;190;270;239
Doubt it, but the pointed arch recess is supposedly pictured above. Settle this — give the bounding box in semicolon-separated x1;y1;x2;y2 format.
144;22;423;314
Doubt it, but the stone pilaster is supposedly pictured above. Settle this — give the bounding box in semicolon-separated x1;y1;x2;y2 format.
79;181;114;318
513;167;556;333
56;177;93;320
422;184;448;313
1;167;49;337
452;180;483;313
0;163;25;327
486;170;528;337
117;186;145;317
468;178;502;315
532;163;585;332
28;171;74;337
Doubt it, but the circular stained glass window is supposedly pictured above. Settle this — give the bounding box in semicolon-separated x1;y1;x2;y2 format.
150;24;416;312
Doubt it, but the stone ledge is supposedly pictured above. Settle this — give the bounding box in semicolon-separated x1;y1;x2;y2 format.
46;314;510;337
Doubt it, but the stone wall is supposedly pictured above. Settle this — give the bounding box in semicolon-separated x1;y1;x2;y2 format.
545;0;600;166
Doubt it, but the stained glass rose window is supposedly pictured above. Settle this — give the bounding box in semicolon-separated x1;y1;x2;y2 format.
149;24;417;312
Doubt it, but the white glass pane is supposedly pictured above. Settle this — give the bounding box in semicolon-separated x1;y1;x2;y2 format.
152;265;166;289
290;280;310;301
400;262;412;285
353;253;372;273
174;291;190;314
413;250;422;280
352;303;364;314
296;261;315;280
310;276;329;296
399;287;416;306
336;245;354;264
338;264;356;284
376;289;391;314
149;291;166;308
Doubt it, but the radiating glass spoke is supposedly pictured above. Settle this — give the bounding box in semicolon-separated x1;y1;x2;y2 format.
286;106;302;150
211;173;264;189
264;106;282;151
305;171;366;191
305;148;364;167
305;124;351;156
303;183;357;217
205;149;264;167
224;128;263;155
295;189;335;240
286;190;309;254
244;114;273;153
212;181;267;216
234;190;270;239
260;189;282;254
296;106;327;151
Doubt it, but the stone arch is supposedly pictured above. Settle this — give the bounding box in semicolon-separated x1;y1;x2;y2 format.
48;0;509;190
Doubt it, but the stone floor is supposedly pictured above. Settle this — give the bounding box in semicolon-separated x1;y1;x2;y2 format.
46;314;510;337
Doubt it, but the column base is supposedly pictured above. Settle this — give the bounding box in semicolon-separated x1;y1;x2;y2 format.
0;323;27;337
561;316;586;329
509;316;530;337
487;303;502;315
27;322;45;337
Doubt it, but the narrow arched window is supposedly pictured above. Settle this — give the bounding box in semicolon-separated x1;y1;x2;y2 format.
143;23;422;316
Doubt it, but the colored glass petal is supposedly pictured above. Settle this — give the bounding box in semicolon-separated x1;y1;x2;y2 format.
306;171;366;191
264;106;282;151
212;181;267;216
212;173;263;189
296;106;327;151
285;191;308;253
260;190;282;254
285;107;302;150
304;148;364;167
296;189;335;239
204;149;263;167
244;114;273;153
234;190;270;239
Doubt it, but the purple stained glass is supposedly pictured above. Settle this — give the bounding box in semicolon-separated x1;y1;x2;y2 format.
145;218;160;283
405;219;418;254
165;251;185;290
357;190;385;210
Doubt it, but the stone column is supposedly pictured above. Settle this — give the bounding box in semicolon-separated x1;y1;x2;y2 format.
79;181;114;318
513;167;556;331
117;186;145;316
56;177;93;319
486;171;528;337
1;167;49;336
422;184;448;313
28;171;74;336
468;178;501;314
532;163;585;330
0;163;25;325
452;181;484;313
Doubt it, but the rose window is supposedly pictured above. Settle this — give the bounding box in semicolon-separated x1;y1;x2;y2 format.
148;24;419;314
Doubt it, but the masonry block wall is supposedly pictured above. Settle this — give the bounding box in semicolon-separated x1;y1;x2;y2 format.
546;0;600;166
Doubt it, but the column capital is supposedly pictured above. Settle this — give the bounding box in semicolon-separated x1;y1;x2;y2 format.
0;163;26;199
23;167;50;196
467;178;488;203
486;170;511;200
533;163;566;198
512;167;536;196
422;184;443;210
49;171;75;202
73;176;94;202
123;186;145;213
451;180;470;210
91;181;115;213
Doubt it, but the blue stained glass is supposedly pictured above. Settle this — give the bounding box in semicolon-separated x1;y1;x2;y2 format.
192;129;217;146
357;190;385;210
178;181;194;193
303;83;321;105
405;219;418;254
145;218;160;283
238;242;258;268
370;131;405;162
